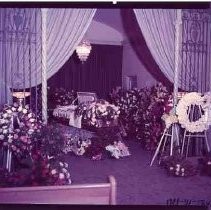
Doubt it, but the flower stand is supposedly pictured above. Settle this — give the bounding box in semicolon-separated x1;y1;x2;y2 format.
150;123;180;166
0;147;13;172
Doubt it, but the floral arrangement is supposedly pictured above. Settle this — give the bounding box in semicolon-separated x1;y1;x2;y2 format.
160;152;197;177
76;99;120;128
162;112;178;129
46;158;71;185
0;122;71;187
0;156;71;187
62;126;130;161
48;87;76;108
106;141;130;159
176;92;209;133
28;124;71;186
63;134;91;156
109;83;171;151
0;103;41;158
31;124;66;159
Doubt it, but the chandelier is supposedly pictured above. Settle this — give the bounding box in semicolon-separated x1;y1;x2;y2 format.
76;40;92;62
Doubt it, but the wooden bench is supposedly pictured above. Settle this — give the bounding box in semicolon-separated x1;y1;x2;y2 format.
0;176;116;205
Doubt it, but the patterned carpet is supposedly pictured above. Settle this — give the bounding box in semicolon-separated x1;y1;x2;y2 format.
61;125;211;208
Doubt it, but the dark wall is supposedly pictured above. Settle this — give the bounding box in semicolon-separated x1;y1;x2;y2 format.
48;44;123;99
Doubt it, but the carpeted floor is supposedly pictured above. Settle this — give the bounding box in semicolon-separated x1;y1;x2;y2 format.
62;125;211;207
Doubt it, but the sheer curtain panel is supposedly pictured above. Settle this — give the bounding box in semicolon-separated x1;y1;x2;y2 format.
0;8;96;106
133;9;184;89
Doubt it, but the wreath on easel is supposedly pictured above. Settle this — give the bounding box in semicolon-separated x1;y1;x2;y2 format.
0;103;41;156
176;92;209;133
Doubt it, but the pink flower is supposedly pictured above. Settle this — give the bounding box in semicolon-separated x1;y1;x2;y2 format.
92;154;102;160
20;136;28;143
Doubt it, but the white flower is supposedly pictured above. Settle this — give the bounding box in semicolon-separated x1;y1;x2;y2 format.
181;168;185;172
91;117;96;122
62;168;68;173
59;173;65;179
18;106;23;112
59;162;64;167
8;138;13;143
11;107;16;111
106;145;121;159
51;169;57;175
22;109;27;114
28;113;33;118
6;109;12;114
0;135;4;140
169;167;174;171
3;113;8;118
77;147;85;155
0;119;5;124
175;171;179;176
207;161;211;165
64;162;68;168
28;129;34;135
29;118;35;122
176;164;180;168
2;130;8;134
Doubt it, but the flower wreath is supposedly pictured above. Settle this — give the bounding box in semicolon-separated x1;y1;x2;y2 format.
176;92;209;133
0;103;40;156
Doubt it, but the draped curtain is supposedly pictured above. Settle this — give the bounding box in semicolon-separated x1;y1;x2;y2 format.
48;44;123;99
121;9;172;89
133;9;185;89
0;8;96;106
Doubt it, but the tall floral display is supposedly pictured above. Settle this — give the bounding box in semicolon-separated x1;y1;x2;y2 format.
109;83;170;150
0;103;72;187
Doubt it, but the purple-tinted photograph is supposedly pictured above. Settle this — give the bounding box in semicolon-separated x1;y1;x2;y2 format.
0;1;210;209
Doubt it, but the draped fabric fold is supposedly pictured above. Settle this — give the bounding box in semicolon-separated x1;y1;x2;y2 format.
0;8;96;105
32;8;97;86
121;9;173;89
133;9;185;89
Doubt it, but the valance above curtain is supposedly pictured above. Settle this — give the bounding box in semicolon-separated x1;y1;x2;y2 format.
133;9;185;89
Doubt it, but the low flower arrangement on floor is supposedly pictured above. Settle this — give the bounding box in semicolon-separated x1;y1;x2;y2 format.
63;126;130;160
109;83;171;151
160;153;197;177
76;99;120;128
0;155;71;187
